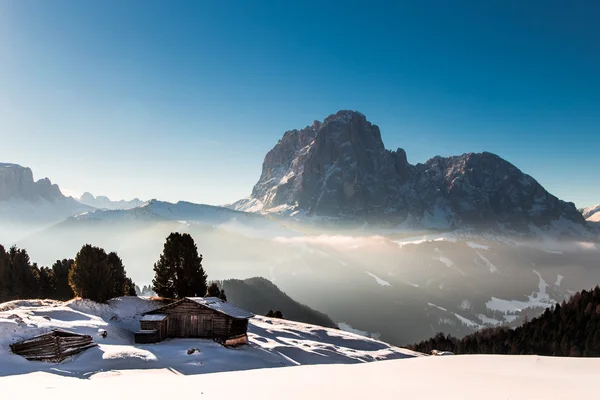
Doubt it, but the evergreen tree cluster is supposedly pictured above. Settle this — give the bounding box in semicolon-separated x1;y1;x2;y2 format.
138;285;156;296
0;245;75;302
206;282;227;301
70;244;137;303
408;286;600;357
0;243;137;304
152;232;208;298
266;310;284;319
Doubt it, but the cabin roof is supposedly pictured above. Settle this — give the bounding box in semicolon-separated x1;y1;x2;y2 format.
140;314;168;322
188;297;255;319
145;297;255;319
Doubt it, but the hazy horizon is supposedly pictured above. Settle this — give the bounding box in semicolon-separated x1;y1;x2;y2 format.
1;1;599;208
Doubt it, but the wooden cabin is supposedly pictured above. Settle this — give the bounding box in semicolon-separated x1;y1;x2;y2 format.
10;329;97;362
135;297;254;346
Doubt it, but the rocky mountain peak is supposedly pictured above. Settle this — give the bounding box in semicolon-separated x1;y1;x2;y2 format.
0;163;65;202
232;111;588;235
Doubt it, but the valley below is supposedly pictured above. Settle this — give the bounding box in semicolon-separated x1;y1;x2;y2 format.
13;202;600;346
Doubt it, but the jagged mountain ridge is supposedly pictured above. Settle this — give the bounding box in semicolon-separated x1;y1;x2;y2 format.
0;163;92;242
0;163;66;202
231;111;587;234
78;192;145;210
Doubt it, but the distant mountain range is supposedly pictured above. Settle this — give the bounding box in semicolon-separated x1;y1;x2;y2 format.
231;110;590;236
0;163;92;243
78;192;145;210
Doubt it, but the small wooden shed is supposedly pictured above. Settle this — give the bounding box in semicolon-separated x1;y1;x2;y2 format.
135;297;254;346
10;329;97;362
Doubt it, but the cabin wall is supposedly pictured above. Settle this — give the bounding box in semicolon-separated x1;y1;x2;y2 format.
140;319;168;341
143;300;250;342
159;301;230;339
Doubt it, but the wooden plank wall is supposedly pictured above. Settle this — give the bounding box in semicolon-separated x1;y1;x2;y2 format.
140;319;168;341
146;300;249;341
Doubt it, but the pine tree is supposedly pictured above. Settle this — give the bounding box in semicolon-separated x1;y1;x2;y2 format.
152;233;208;298
70;244;113;303
124;277;137;296
52;259;75;300
37;265;55;298
3;246;38;300
0;245;9;301
107;252;127;298
207;282;221;297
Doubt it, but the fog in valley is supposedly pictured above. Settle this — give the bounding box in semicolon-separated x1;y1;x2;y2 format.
4;202;599;346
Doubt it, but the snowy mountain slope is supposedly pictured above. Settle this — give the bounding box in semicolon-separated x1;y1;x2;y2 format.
0;297;420;379
580;204;600;220
231;110;589;236
2;354;598;399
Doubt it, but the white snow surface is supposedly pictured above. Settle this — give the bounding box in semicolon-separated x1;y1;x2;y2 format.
1;299;597;398
582;204;600;220
476;252;499;273
0;297;419;379
485;270;555;314
2;355;597;399
466;241;490;250
365;271;391;286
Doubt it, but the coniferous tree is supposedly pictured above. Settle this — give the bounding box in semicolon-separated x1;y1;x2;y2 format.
0;245;10;301
70;244;113;303
152;233;208;298
37;265;55;299
124;277;137;296
52;259;75;300
207;282;221;297
206;282;228;301
2;246;38;300
107;252;127;298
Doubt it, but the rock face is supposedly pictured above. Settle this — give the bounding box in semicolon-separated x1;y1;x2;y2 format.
78;192;145;210
0;163;64;202
0;163;92;242
232;111;587;233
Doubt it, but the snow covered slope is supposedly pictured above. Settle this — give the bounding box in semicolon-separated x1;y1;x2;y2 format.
2;353;598;399
0;297;419;378
581;204;600;221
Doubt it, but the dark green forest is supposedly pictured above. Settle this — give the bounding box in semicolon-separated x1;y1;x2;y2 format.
0;243;136;303
408;286;600;357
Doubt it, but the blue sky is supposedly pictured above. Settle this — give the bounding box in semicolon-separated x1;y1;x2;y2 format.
0;1;598;208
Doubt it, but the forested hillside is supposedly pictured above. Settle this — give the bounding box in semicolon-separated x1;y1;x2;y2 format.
222;277;338;328
408;286;600;357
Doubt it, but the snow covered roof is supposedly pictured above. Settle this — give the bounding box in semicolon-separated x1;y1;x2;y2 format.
140;314;167;322
186;297;255;319
144;298;254;320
